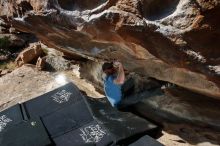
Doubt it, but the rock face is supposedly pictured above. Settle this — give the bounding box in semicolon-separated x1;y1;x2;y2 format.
15;43;44;66
0;18;38;62
42;55;71;71
0;0;220;99
133;87;220;129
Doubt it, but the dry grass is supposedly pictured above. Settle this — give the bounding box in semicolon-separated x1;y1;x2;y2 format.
0;61;16;70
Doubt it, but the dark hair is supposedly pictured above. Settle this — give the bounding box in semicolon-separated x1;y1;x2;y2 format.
102;62;113;71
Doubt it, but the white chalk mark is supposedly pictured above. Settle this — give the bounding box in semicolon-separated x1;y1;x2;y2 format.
0;115;12;132
208;65;220;75
52;90;72;103
80;124;106;143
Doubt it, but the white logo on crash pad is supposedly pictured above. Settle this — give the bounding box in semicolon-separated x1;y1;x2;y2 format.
52;90;72;104
0;115;12;132
80;124;106;143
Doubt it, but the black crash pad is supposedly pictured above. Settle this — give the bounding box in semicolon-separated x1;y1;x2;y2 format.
0;118;52;146
53;120;113;146
129;135;164;146
0;104;24;132
24;82;83;118
42;100;93;137
84;97;160;145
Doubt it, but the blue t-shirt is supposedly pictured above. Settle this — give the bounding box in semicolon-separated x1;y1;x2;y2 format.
104;75;122;107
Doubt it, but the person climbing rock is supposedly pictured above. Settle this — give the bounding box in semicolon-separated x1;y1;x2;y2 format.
102;61;163;109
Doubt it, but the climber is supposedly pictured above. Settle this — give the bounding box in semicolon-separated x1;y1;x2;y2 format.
102;61;163;109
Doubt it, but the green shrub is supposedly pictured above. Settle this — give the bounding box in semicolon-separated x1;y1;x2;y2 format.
0;37;10;49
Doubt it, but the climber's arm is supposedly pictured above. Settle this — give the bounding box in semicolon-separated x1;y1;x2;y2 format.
113;61;125;85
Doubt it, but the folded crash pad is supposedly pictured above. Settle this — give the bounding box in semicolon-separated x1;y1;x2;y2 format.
24;82;83;118
129;135;164;146
42;100;93;137
0;82;161;146
84;97;160;145
0;104;24;133
0;118;52;146
27;82;114;145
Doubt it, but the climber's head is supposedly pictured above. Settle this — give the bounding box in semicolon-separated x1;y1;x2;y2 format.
102;62;116;75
